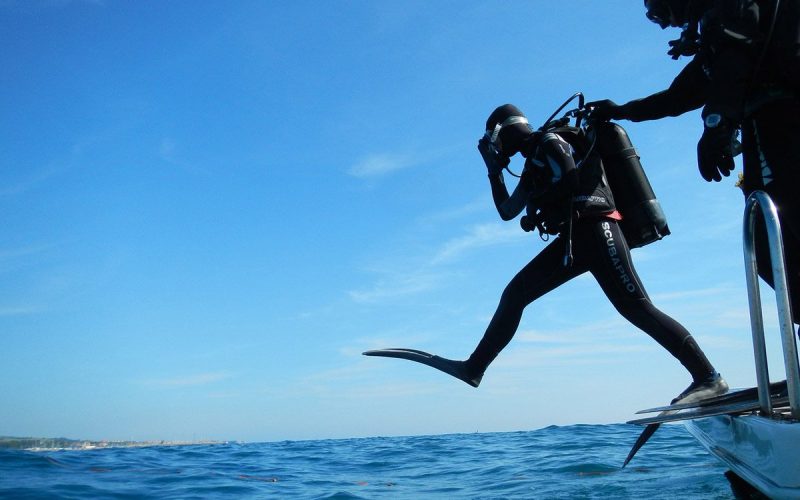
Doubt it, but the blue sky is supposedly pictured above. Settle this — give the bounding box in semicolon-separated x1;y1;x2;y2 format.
0;0;788;443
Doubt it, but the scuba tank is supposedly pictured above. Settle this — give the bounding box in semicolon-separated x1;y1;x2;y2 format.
521;93;670;250
586;121;671;248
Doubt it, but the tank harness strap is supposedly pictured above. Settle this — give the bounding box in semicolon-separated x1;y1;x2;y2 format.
563;199;575;268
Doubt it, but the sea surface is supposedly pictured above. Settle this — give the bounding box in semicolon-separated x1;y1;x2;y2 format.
0;424;749;499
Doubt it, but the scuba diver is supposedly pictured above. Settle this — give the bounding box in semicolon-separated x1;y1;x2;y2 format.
588;0;800;327
366;103;728;405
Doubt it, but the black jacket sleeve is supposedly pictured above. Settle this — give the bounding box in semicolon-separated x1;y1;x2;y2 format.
618;0;762;124
617;57;709;121
699;0;761;122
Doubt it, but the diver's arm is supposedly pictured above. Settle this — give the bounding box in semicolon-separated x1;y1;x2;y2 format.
693;4;760;182
700;3;761;123
617;57;709;121
703;50;755;122
489;172;527;221
480;136;524;221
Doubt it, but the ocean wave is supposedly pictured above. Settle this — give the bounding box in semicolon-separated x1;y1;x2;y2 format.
0;424;734;499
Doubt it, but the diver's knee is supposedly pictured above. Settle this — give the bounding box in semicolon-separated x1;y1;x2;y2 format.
498;278;529;311
611;297;651;322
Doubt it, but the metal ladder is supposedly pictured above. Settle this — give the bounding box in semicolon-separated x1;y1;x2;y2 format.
743;190;800;419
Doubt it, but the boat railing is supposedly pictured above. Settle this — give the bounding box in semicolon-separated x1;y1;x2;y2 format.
743;190;800;419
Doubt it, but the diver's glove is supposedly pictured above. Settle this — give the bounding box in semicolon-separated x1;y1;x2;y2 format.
520;215;536;232
667;26;700;60
478;136;509;176
697;113;740;182
585;100;625;122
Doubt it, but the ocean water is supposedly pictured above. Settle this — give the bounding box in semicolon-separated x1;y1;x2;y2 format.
0;424;743;499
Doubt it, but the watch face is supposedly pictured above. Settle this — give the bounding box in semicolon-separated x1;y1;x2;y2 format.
705;114;722;128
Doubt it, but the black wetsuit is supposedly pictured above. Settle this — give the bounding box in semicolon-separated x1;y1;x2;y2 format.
608;0;800;321
743;98;800;322
465;130;716;382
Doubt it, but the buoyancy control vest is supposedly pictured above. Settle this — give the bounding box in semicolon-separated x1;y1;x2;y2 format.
547;122;671;248
522;127;615;235
586;121;671;248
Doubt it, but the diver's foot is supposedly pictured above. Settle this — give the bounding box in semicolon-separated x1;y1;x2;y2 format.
671;372;729;405
432;356;483;388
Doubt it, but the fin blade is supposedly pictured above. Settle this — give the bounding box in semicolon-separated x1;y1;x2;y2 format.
362;347;481;387
623;423;661;468
635;380;787;414
627;397;790;425
363;348;433;359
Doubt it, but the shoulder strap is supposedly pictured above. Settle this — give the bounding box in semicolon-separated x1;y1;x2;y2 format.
544;126;588;156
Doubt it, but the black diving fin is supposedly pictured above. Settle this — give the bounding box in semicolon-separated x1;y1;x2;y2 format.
622;381;789;467
627;396;790;426
634;380;788;414
362;348;483;388
623;393;791;467
623;422;662;468
623;387;758;466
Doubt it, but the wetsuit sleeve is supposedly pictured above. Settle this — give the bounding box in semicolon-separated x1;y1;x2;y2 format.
703;48;755;121
699;2;761;122
618;2;761;124
488;172;528;221
617;58;709;121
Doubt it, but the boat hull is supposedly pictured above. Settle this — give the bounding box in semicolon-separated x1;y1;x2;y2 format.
684;414;800;499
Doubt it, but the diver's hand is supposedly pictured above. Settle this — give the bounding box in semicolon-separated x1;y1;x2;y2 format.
585;100;624;122
667;36;700;59
697;115;739;182
667;28;700;59
520;215;536;232
478;136;509;176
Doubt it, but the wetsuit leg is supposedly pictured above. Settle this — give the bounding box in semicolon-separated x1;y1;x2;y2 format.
465;236;589;374
742;98;800;325
582;219;716;381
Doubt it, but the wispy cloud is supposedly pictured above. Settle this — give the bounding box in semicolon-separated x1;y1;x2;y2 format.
0;164;67;197
142;372;232;388
157;137;208;175
0;244;51;261
295;358;444;400
431;223;523;265
415;197;488;226
516;316;639;344
2;131;106;197
699;334;750;350
159;137;178;162
651;285;741;302
0;244;53;280
497;342;654;370
348;270;443;303
0;306;42;317
40;0;107;7
348;220;524;304
347;153;418;178
348;333;434;355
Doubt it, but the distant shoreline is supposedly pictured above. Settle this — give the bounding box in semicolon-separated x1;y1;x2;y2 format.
0;436;223;451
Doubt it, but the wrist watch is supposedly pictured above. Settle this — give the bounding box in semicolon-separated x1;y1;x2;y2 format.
704;113;723;128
